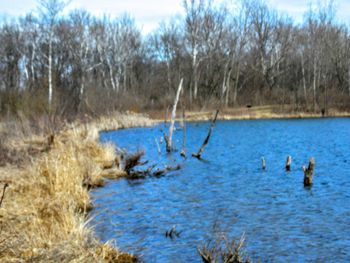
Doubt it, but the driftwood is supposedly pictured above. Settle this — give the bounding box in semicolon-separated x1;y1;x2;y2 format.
151;164;181;178
261;157;266;170
166;78;184;152
303;157;315;186
286;155;292;171
192;110;219;159
128;164;181;180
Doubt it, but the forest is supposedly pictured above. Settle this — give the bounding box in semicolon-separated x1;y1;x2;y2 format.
0;0;349;118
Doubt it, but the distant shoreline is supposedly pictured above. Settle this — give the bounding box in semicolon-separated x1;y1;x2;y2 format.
145;106;350;122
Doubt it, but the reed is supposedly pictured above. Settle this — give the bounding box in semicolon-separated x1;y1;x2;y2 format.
0;112;153;262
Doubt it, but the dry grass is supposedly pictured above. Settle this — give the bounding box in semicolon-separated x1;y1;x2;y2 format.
89;111;155;132
0;112;154;262
147;105;350;122
198;233;251;263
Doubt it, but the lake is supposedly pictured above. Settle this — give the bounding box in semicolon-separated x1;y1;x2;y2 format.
91;118;350;262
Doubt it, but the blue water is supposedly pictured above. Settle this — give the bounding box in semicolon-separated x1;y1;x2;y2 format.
91;118;350;262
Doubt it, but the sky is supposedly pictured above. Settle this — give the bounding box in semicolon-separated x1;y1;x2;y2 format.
0;0;349;33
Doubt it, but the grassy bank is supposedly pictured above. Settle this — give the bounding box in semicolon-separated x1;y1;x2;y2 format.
0;112;154;262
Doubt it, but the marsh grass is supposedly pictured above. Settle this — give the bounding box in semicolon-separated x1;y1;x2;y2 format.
148;105;350;122
0;112;153;262
198;233;251;263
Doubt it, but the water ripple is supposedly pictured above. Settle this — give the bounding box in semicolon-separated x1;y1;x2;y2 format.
91;118;350;262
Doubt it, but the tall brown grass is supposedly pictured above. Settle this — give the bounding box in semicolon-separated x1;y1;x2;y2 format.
0;112;154;262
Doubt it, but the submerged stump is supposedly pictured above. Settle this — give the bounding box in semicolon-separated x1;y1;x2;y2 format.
286;155;292;171
261;157;266;170
303;157;315;187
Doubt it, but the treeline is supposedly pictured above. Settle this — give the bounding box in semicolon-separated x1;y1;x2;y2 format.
0;0;349;118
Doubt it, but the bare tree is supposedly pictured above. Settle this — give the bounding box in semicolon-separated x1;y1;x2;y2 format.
183;0;207;103
37;0;69;111
0;0;350;117
151;20;183;93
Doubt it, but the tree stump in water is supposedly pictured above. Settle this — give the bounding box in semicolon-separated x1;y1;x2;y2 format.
261;157;266;170
303;157;315;186
286;155;292;171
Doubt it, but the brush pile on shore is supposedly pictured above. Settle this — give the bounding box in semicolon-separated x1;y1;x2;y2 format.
0;112;153;262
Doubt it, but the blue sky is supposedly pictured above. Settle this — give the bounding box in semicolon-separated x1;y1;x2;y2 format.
0;0;349;33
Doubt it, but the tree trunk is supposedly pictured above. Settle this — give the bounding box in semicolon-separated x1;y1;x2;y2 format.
166;78;184;152
107;59;116;91
48;37;53;110
221;62;229;105
348;64;350;96
193;46;198;100
78;73;85;111
313;57;317;112
124;63;127;92
301;53;307;102
31;46;35;83
225;69;231;107
232;62;241;107
166;61;172;92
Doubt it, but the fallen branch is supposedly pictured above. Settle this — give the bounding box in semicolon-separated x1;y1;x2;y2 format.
127;164;156;179
123;151;145;174
127;164;181;180
192;110;219;159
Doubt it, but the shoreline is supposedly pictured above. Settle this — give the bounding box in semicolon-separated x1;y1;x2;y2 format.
0;112;153;262
146;107;350;122
1;109;349;261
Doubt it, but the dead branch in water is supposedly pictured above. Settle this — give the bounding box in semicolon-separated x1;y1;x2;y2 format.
127;164;181;180
192;110;219;159
123;151;145;174
165;78;184;152
155;138;161;154
165;225;181;239
180;104;187;158
122;149;182;179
